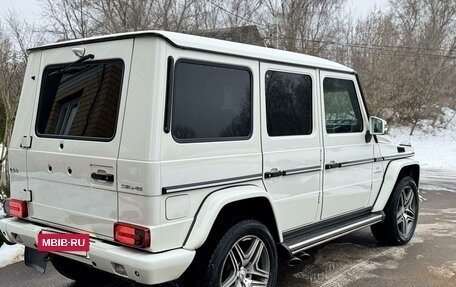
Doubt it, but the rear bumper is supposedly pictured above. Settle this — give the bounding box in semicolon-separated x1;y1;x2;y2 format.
0;218;195;285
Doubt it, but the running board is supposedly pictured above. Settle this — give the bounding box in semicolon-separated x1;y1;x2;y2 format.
283;212;384;255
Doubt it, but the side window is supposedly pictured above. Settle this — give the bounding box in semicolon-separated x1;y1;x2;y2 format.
171;61;252;142
323;78;363;134
265;71;312;136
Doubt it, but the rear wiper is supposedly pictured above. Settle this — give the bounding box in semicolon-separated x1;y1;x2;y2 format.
49;54;95;76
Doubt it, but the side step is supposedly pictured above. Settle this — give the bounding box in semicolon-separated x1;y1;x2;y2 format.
283;212;384;255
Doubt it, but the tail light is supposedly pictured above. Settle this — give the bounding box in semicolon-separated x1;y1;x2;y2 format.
114;222;150;248
4;199;28;218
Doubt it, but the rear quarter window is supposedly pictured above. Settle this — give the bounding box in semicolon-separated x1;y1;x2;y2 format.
171;60;252;142
36;59;124;141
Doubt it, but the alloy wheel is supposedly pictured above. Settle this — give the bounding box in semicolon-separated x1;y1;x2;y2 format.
220;235;270;287
396;185;417;238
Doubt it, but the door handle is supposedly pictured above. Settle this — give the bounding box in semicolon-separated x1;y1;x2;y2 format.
325;161;341;169
265;169;285;179
91;172;114;182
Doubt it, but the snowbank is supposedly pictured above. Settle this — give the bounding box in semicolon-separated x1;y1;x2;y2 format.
0;244;24;268
386;108;456;171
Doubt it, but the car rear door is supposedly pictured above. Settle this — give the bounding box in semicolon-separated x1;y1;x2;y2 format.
25;39;133;239
261;63;323;231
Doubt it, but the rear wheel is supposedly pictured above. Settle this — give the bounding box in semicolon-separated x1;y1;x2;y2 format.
198;220;278;287
371;176;419;245
51;255;113;283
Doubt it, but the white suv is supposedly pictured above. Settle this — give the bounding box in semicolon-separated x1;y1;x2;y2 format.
0;31;419;287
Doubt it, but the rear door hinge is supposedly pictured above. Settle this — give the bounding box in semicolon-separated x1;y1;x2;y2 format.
20;136;32;149
22;189;32;202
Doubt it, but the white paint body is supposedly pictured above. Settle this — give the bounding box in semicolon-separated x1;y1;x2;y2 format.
1;31;419;285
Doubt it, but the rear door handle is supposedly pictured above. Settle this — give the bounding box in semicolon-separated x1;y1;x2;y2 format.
325;161;341;169
264;169;285;179
91;172;114;182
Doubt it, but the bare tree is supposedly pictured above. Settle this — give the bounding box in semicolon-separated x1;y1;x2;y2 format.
40;0;96;40
3;10;46;61
344;0;455;134
0;24;25;182
262;0;346;55
390;0;456;134
89;0;158;33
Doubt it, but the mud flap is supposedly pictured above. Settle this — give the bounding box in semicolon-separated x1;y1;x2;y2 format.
24;247;49;274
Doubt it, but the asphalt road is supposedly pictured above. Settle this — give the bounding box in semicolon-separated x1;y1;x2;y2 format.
1;169;455;287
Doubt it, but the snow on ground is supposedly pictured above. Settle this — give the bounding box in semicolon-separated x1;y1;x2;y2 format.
386;108;456;171
0;198;24;269
0;244;25;269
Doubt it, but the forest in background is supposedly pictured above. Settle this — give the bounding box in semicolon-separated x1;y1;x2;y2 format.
0;0;455;180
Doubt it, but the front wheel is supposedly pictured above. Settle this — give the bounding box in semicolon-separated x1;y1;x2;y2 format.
202;220;278;287
371;176;419;245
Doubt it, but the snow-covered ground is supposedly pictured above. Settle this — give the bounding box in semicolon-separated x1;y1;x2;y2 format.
0;194;23;268
386;108;456;171
1;190;23;268
0;244;24;269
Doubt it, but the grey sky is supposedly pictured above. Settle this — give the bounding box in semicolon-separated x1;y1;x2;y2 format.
0;0;389;26
347;0;389;18
0;0;40;24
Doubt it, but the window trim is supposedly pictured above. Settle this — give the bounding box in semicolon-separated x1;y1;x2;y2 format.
265;69;314;137
34;58;125;142
322;76;365;135
170;58;254;144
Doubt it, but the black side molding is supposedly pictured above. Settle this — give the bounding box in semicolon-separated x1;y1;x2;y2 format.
163;56;174;133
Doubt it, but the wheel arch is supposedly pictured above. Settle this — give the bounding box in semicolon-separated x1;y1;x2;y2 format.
183;185;282;250
372;159;420;212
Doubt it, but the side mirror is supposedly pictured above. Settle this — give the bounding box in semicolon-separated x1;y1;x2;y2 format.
369;116;387;135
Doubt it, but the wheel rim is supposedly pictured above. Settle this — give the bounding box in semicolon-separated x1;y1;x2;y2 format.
220;235;270;287
396;185;417;238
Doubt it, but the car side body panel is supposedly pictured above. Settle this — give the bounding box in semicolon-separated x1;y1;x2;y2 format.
372;158;420;212
184;185;282;250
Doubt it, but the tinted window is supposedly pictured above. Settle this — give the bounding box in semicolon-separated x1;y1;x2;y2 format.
172;61;252;142
265;71;312;136
36;60;123;140
323;78;363;134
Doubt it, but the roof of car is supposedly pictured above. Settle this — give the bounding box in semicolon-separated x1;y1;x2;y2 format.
28;30;354;73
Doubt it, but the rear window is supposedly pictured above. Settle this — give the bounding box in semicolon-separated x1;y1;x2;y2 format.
36;59;124;140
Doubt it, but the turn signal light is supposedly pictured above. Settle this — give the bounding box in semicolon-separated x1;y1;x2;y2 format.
114;222;150;248
4;199;28;218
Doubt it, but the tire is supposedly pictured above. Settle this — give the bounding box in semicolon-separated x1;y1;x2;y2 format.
371;176;419;245
51;255;113;283
197;220;278;287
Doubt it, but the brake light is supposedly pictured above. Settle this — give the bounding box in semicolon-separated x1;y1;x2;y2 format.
114;222;150;248
4;199;28;218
